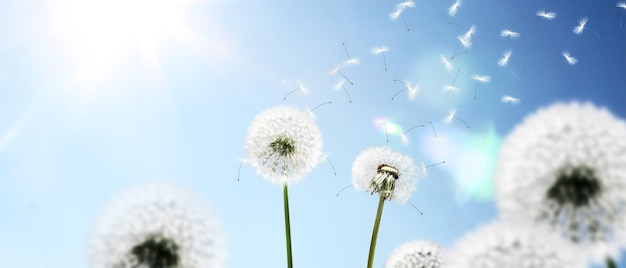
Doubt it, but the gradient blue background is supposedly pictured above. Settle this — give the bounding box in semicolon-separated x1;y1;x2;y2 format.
1;0;624;267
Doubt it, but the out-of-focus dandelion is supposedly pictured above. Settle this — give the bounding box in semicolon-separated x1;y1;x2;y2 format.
245;105;323;268
283;81;309;101
501;95;520;104
89;181;226;268
384;240;446;268
471;74;490;100
618;2;626;27
441;54;453;72
448;220;586;268
352;146;419;268
562;51;578;65
495;101;626;266
500;29;520;39
371;46;390;71
389;0;415;31
333;80;352;103
536;9;557;20
573;17;600;39
498;49;512;67
449;0;462;16
443;108;470;129
443;69;461;92
391;79;419;101
457;25;476;48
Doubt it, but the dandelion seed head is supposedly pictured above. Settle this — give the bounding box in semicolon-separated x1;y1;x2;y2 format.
371;46;390;54
448;220;585;268
89;181;227;268
384;240;446;268
443;108;457;124
449;0;462;16
352;146;418;203
501;95;521;104
501;29;520;39
573;17;588;35
245;106;323;185
495;101;626;263
536;9;557;20
471;74;491;83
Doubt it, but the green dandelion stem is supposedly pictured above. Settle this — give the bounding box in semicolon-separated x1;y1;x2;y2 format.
367;195;386;268
283;184;293;268
605;256;616;268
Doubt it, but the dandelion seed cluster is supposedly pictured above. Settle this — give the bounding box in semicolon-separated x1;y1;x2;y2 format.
448;221;586;268
495;101;626;263
384;240;446;268
89;181;226;268
352;146;418;203
245;105;323;185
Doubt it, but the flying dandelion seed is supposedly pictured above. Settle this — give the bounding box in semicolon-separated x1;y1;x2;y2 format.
333;80;352;103
389;0;415;20
371;46;390;71
391;79;419;101
441;54;453;72
500;29;520;39
471;74;490;100
330;64;355;85
498;49;512;67
342;42;351;60
443;108;470;129
443;69;461;92
283;82;309;101
501;95;520;104
562;51;578;65
322;154;337;176
572;17;600;39
457;25;476;48
429;121;441;141
449;0;462;16
536;9;557;20
310;101;332;113
618;2;626;27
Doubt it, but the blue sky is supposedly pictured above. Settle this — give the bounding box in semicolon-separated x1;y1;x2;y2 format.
0;0;625;267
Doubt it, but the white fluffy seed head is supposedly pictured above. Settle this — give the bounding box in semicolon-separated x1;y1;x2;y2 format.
89;181;227;268
351;146;418;203
385;240;447;268
495;101;626;264
245;105;323;185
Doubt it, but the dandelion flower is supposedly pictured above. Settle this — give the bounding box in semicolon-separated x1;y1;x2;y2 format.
441;55;453;72
352;146;418;203
501;95;521;104
448;220;585;268
495;101;626;264
498;49;512;67
562;51;578;65
245;105;323;185
501;29;520;39
89;181;226;268
536;9;557;20
449;0;462;16
573;17;588;35
384;240;446;268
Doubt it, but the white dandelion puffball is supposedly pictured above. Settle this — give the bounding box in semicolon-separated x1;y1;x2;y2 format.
352;146;418;203
385;240;447;268
89;181;226;268
245;105;323;185
495;101;626;263
449;220;586;268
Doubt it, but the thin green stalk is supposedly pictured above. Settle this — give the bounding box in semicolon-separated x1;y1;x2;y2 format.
283;184;293;268
606;256;616;268
367;195;386;268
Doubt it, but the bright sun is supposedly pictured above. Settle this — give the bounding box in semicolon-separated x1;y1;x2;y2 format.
56;0;191;85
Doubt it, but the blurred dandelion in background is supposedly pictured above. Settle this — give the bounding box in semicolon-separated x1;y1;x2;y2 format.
448;220;586;268
384;240;446;268
495;101;626;266
88;181;226;268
